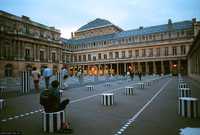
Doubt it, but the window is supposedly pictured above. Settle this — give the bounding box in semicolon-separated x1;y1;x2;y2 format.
104;54;107;59
115;52;119;59
74;55;77;62
149;48;153;57
128;50;132;58
98;53;101;60
93;56;96;61
40;50;44;61
164;47;168;56
109;52;113;59
4;64;13;77
83;55;86;61
142;49;146;57
78;55;82;62
156;48;160;56
172;47;177;56
25;48;30;60
135;50;139;57
52;52;56;62
122;51;125;58
181;45;186;55
88;54;91;61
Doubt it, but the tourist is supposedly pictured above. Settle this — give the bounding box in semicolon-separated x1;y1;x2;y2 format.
43;66;53;89
31;67;40;93
138;71;142;81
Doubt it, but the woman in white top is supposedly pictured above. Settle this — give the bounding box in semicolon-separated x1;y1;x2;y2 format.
32;67;40;93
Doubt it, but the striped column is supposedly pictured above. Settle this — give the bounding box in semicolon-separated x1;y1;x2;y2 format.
178;97;198;118
145;81;152;86
101;93;114;106
105;83;111;87
59;90;64;97
43;110;66;133
138;83;144;89
56;72;62;88
21;71;31;94
179;88;191;97
178;83;189;89
0;86;6;97
125;87;134;95
0;99;5;110
86;85;94;91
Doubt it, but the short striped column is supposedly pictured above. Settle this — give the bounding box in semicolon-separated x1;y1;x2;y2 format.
43;110;66;133
178;83;189;89
125;87;134;95
56;72;62;88
178;97;198;118
21;71;31;94
86;85;94;91
101;93;114;106
59;90;64;97
105;83;111;87
0;99;5;110
179;88;191;97
0;86;6;97
145;81;152;86
138;83;144;89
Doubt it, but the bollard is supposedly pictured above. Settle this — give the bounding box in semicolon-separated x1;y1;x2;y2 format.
105;83;111;87
125;87;134;95
101;93;114;106
138;83;144;89
86;85;94;91
43;110;66;133
178;97;198;118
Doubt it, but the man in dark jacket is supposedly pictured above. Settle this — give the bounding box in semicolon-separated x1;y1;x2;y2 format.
40;80;69;112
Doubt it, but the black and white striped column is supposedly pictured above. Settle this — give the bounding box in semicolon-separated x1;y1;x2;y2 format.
0;99;5;110
179;88;191;97
145;81;152;86
101;93;114;106
86;85;94;91
178;97;198;118
138;83;144;89
56;72;62;88
105;83;111;87
43;110;66;133
178;83;188;89
59;90;64;97
125;87;134;95
21;71;31;94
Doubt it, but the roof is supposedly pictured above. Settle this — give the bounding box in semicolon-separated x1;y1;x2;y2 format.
77;18;114;32
63;20;193;45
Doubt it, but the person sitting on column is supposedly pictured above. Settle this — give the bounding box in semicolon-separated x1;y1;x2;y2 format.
43;66;53;89
40;80;72;132
31;67;40;93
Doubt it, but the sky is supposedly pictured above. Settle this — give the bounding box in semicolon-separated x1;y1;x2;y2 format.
0;0;200;38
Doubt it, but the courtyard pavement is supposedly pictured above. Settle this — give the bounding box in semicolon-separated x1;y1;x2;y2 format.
0;75;200;135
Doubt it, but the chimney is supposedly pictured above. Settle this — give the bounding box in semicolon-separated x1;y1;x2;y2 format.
168;19;172;25
71;32;74;39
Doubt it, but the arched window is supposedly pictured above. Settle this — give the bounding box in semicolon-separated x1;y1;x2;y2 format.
5;64;13;77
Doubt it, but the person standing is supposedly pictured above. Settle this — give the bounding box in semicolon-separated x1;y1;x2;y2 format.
31;67;40;93
138;71;142;81
43;66;53;89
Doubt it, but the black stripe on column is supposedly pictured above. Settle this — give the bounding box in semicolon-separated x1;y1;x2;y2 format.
53;113;57;131
191;100;194;118
46;114;50;132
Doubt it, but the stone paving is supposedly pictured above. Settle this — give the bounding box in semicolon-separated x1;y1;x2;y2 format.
0;75;200;135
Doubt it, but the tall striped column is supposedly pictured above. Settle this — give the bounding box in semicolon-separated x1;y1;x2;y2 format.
101;93;114;106
0;99;5;110
178;97;198;118
21;71;31;94
43;110;66;133
179;88;191;97
56;72;62;88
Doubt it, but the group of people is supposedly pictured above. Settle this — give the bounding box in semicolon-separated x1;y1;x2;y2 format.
127;70;142;81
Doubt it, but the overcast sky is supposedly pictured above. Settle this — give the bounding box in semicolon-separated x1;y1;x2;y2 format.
0;0;200;38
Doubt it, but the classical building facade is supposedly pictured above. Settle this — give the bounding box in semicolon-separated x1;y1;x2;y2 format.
63;18;200;76
0;11;63;78
188;31;200;81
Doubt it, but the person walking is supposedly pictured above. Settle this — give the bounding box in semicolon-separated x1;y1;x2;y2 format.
138;71;142;81
43;66;53;89
31;67;40;93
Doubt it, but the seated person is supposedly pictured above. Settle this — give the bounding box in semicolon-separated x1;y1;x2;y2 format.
40;80;69;113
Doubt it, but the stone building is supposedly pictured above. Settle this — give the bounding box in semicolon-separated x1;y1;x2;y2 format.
0;11;63;78
188;31;200;81
63;18;200;76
